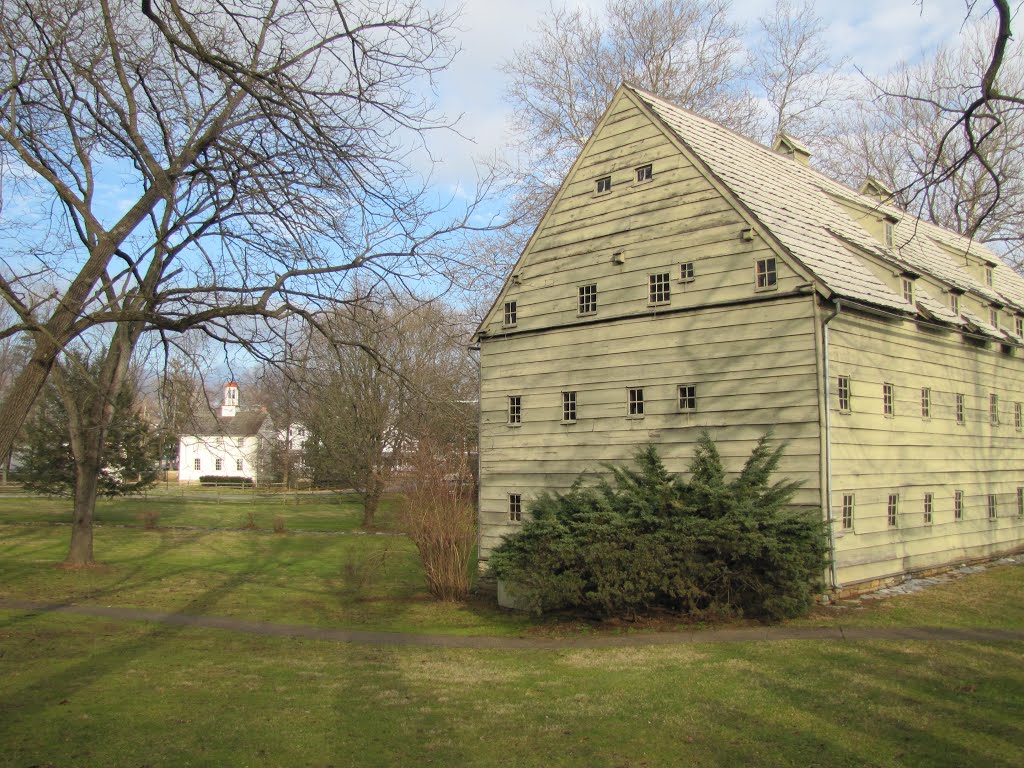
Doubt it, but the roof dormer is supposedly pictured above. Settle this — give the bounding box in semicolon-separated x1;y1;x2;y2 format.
771;132;811;166
858;177;895;204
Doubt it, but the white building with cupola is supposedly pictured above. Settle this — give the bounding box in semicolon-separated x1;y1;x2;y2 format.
177;382;276;484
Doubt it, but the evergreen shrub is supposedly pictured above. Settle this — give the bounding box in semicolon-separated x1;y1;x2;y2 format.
489;432;829;622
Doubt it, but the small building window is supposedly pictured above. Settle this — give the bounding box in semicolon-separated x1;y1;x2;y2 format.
1018;487;1023;518
236;458;243;472
678;384;697;412
990;307;999;328
950;293;960;315
755;257;777;289
921;387;931;419
988;493;997;520
562;391;577;423
578;284;598;315
649;273;671;304
884;220;894;248
887;494;899;528
508;395;522;425
837;375;851;413
635;164;653;183
503;300;517;327
509;494;522;522
1016;316;1023;337
841;494;854;531
883;382;894;417
956;393;965;425
627;387;644;417
679;262;695;282
990;393;1000;425
1016;402;1022;432
215;457;223;472
902;278;914;305
955;490;964;521
923;492;933;524
194;458;201;472
596;175;612;194
986;266;994;287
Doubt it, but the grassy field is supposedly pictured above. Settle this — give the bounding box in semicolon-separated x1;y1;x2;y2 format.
1;496;1023;766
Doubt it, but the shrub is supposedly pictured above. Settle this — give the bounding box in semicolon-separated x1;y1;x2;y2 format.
272;514;286;534
400;439;477;601
489;432;829;622
199;475;253;487
241;510;257;530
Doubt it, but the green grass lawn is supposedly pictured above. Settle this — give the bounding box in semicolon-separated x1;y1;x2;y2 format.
1;496;1023;766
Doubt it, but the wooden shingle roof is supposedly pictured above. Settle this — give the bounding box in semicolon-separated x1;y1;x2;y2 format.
628;84;1024;318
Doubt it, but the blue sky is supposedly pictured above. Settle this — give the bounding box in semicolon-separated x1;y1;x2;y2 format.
428;0;993;190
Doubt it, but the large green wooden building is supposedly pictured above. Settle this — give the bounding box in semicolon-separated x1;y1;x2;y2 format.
474;84;1024;592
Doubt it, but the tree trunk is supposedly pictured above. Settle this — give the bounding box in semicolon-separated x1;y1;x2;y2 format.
65;456;100;567
362;477;382;529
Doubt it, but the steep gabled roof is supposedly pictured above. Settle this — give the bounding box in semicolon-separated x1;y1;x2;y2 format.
627;85;1024;317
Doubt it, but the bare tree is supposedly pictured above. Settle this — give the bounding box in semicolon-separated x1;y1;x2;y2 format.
502;0;754;205
818;15;1024;266
0;0;492;564
301;298;476;528
750;0;850;145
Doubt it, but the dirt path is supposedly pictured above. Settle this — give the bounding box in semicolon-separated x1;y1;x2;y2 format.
2;599;1021;649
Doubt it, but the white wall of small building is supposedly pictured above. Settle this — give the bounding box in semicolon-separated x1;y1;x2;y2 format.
177;435;260;483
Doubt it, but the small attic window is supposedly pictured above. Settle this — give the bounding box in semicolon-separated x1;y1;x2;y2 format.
950;293;960;316
755;257;777;290
596;176;612;194
990;307;999;328
884;220;894;248
503;300;517;327
986;266;994;287
635;164;653;183
1016;317;1023;337
902;278;915;305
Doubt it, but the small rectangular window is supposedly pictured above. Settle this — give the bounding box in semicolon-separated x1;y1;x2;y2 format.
841;494;854;531
508;395;522;425
883;383;894;417
955;490;964;521
678;384;697;412
215;457;223;472
837;376;851;413
990;308;999;327
635;164;652;183
194;458;201;472
755;257;777;289
884;220;894;248
1018;487;1023;518
627;387;644;417
950;293;960;315
596;175;612;194
236;458;243;472
921;387;931;419
1016;402;1022;432
649;273;671;304
923;492;933;524
990;393;1000;425
902;278;914;305
988;493;997;520
1016;316;1023;337
562;391;577;423
956;393;965;425
578;284;598;315
509;494;522;522
503;300;517;327
887;494;899;528
986;266;994;287
679;262;695;282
